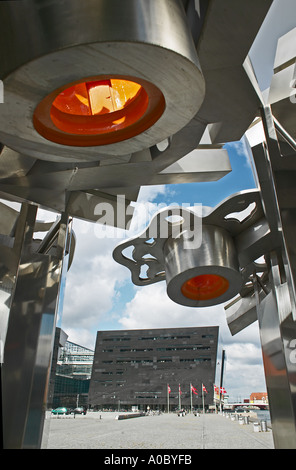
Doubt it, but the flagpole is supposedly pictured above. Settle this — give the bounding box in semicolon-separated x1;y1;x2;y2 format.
190;383;193;413
202;383;205;414
179;384;181;410
219;349;226;413
167;384;169;414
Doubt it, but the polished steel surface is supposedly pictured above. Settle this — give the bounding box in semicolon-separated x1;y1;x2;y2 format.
112;189;267;307
225;293;259;336
254;252;296;449
0;0;270;223
253;107;296;320
113;206;195;287
225;286;268;336
0;0;200;79
0;147;231;220
1;205;73;448
239;101;296;448
0;0;205;161
268;28;296;140
164;225;242;307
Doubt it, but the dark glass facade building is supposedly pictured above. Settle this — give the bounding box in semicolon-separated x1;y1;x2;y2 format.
88;326;219;411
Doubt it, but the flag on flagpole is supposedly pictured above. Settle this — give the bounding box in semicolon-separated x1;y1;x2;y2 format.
168;385;171;394
220;387;227;394
213;384;220;402
202;384;208;394
191;384;198;395
179;384;182;395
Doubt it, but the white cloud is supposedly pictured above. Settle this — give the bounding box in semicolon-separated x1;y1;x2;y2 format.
223;340;266;400
137;184;168;203
60;185;173;347
63;327;97;350
119;282;225;330
61;218;128;342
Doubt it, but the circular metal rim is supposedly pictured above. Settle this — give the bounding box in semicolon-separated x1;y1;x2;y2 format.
0;42;205;162
166;265;242;307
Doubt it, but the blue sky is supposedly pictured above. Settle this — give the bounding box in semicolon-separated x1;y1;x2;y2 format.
167;142;257;207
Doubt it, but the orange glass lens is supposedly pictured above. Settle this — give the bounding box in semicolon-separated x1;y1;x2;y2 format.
181;274;229;301
33;76;165;147
50;79;146;135
52;79;142;116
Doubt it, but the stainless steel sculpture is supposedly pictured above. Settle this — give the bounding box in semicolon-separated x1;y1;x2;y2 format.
226;26;296;448
1;204;74;448
5;0;295;449
113;191;265;307
224;110;296;449
0;0;206;161
0;0;270;220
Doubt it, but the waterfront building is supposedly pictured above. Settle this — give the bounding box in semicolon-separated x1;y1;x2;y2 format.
88;326;219;411
250;392;268;407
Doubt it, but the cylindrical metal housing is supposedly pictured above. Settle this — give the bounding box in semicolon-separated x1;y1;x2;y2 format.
0;0;205;162
164;225;242;307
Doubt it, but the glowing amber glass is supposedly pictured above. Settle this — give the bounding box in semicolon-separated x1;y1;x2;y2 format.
50;79;146;135
181;274;229;301
33;76;165;146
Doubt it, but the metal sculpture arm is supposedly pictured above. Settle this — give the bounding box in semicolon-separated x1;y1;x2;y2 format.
113;189;275;308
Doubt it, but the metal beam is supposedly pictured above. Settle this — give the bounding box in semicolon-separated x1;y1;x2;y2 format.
1;206;73;448
254;252;296;449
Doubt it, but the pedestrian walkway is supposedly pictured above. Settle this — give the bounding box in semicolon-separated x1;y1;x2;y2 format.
42;411;274;449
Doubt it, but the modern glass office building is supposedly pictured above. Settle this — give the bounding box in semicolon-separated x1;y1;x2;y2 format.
88;326;219;411
48;328;94;409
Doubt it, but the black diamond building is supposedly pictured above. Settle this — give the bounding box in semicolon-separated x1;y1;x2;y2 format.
88;326;219;411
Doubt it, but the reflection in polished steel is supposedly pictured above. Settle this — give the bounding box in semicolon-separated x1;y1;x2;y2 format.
1;205;73;448
254;253;296;449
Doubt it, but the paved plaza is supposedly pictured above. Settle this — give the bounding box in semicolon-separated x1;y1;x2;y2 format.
41;411;274;450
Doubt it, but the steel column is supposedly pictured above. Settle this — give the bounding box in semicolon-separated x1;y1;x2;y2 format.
250;106;296;448
254;252;296;449
1;205;73;448
259;106;296;317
